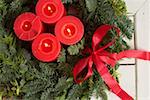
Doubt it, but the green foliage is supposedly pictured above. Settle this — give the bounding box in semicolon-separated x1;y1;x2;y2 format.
108;0;127;16
0;0;7;16
22;62;59;100
62;0;79;4
57;48;66;63
0;0;133;100
85;0;97;12
67;38;85;55
62;0;73;4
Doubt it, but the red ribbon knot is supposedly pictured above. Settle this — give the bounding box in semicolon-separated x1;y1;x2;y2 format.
73;24;150;99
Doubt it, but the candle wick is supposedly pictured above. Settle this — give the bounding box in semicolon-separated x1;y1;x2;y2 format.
67;28;72;36
44;43;50;47
25;25;28;28
48;6;53;13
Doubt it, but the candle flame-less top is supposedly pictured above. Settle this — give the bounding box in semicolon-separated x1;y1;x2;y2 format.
36;0;65;24
55;16;84;45
14;12;43;41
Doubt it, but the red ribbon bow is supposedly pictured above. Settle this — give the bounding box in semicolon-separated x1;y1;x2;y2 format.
73;25;150;100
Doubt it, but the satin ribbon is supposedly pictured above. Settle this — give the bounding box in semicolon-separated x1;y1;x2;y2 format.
73;25;150;100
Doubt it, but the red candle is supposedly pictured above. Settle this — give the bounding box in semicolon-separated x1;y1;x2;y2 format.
14;12;43;41
36;0;65;24
32;33;61;62
55;16;84;45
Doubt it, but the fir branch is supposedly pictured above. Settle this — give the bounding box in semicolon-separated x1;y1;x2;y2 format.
108;0;127;16
62;0;79;4
85;0;97;12
57;48;66;63
62;0;73;4
67;38;85;55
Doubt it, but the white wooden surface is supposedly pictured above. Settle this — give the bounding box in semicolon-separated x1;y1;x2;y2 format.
125;0;147;14
135;0;150;99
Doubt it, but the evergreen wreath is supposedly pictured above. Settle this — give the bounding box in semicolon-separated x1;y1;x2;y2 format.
0;0;133;100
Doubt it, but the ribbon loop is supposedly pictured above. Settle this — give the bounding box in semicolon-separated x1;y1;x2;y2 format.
73;57;93;83
92;25;120;51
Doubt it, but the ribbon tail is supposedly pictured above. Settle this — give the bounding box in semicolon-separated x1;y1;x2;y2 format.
94;56;133;100
114;50;150;61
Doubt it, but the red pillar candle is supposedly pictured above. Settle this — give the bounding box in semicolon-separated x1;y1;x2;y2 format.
55;16;84;45
32;33;61;62
36;0;65;24
14;12;43;41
